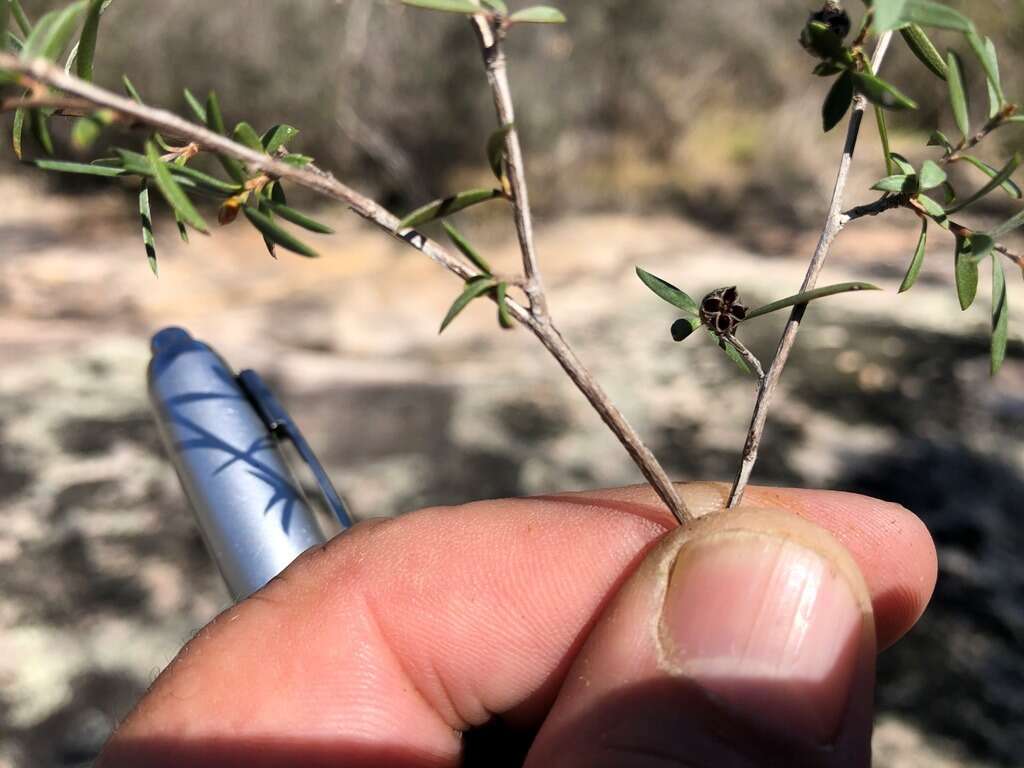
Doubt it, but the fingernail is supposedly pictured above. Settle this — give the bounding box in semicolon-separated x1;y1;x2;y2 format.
659;531;865;746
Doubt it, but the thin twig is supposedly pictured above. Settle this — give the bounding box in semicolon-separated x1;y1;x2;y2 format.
0;51;690;524
727;32;893;508
839;192;910;225
723;334;765;384
945;108;1017;164
842;193;1024;270
469;14;547;317
467;13;687;522
1;94;94;112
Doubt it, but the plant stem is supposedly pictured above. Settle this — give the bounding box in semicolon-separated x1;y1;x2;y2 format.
841;194;1024;271
724;334;765;384
468;13;687;522
0;51;690;524
726;32;893;509
470;15;546;316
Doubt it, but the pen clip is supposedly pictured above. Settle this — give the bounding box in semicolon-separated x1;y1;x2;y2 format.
237;369;353;530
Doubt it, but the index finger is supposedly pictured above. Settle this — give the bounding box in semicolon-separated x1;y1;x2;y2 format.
99;483;936;768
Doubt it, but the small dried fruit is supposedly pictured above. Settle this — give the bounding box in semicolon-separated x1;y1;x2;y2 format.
700;287;748;336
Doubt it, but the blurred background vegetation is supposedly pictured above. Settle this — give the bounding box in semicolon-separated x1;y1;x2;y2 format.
4;0;1024;234
2;1;1024;767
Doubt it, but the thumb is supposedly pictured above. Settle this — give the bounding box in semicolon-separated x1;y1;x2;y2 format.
526;507;876;768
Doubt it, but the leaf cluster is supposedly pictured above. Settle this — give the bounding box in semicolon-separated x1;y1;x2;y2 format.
837;0;1024;374
1;6;333;270
636;267;878;375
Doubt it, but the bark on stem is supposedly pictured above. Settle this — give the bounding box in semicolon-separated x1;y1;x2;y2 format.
0;51;690;523
468;14;687;522
727;32;893;508
470;15;546;316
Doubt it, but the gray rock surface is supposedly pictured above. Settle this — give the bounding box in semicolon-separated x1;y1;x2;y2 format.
1;176;1021;766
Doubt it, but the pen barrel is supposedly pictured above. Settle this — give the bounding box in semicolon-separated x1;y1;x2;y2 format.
147;327;325;600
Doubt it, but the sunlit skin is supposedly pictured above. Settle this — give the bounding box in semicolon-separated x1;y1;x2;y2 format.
99;483;936;768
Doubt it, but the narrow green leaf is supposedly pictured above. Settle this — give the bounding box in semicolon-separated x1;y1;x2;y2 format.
146;140;208;233
800;20;848;62
168;163;242;195
813;62;845;77
232;121;263;152
509;6;566;23
0;2;9;52
745;282;880;321
399;188;503;228
139;181;157;276
34;158;124;177
481;0;507;13
980;36;1002;118
927;129;952;150
955;235;979;310
915;193;949;227
111;148;234;197
261;123;299;154
991;257;1008;375
75;0;105;81
440;277;498;333
918;159;947;190
182;88;207;123
852;71;917;110
22;1;86;62
121;73;142;102
635;267;699;316
899;218;928;293
29;108;53;155
3;30;23;55
990;208;1024;239
487;123;513;183
255;197;277;258
900;24;947;79
281;153;314;167
888;152;917;175
443;221;492;274
971;233;995;262
961;155;1022;199
495;282;514;329
113;147;156;175
875;106;895;175
176;215;189;243
871;173;918;193
262;198;334;234
946;153;1021;214
402;0;481;13
12;106;25;159
712;333;752;375
10;0;30;36
873;0;973;33
671;317;700;342
966;30;1004;112
941;181;957;206
946;51;969;138
823;71;854;133
242;205;318;257
206;91;246;183
269;180;286;206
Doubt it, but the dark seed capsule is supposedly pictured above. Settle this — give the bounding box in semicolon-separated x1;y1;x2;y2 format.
731;303;748;321
715;313;734;333
722;286;739;304
702;297;723;313
810;5;850;40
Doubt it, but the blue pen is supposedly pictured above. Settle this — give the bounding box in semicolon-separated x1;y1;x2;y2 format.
147;326;352;601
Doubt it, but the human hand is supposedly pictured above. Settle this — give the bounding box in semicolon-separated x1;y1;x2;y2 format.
98;483;936;767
